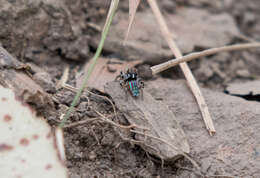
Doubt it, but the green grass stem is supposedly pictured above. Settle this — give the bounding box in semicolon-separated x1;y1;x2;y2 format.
59;0;119;128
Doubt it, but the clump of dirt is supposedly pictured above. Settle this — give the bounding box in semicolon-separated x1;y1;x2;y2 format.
56;89;183;178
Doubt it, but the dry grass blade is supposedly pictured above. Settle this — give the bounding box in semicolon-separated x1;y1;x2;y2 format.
55;128;66;162
62;83;117;120
124;0;141;43
56;65;69;90
151;42;260;74
94;110;149;131
103;0;118;34
59;0;119;128
63;118;99;128
147;0;216;136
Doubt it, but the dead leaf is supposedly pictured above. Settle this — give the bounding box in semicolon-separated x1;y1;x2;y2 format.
76;57;142;92
104;81;190;160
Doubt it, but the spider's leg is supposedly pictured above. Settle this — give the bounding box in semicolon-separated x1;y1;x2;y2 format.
137;78;144;89
115;71;124;81
119;79;124;87
137;78;144;100
115;75;120;81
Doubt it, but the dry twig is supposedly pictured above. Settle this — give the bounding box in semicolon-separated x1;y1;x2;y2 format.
63;118;99;128
56;65;69;90
62;83;116;119
62;83;149;130
151;42;260;74
61;83;139;130
87;22;102;32
124;0;141;43
147;0;215;135
94;110;149;131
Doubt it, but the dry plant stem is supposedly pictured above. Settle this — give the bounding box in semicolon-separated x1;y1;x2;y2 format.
62;84;149;131
62;83;116;119
94;110;149;131
63;118;99;128
59;0;119;128
151;42;260;74
56;65;69;89
124;0;141;43
147;0;215;136
87;22;102;32
130;129;200;171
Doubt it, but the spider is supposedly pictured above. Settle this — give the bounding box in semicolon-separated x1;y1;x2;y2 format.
115;68;144;99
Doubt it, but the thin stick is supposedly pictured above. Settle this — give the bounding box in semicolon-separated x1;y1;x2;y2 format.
56;65;69;90
62;83;117;120
147;0;216;136
94;110;149;131
59;0;119;128
63;118;99;128
151;42;260;75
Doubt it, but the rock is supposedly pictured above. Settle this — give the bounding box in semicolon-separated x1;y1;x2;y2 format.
243;12;256;26
236;69;251;78
88;151;97;161
33;72;56;93
0;0;90;62
56;90;76;106
137;64;153;80
225;80;260;96
194;60;214;81
91;8;240;64
146;78;260;177
62;36;89;61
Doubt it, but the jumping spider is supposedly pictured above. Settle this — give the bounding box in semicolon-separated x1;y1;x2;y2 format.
115;68;144;99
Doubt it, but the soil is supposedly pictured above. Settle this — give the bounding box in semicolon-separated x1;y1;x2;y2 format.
1;0;260;178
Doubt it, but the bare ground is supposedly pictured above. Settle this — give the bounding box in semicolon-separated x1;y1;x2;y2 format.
1;0;260;177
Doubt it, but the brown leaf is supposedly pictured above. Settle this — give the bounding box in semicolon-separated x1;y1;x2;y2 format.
104;81;190;160
76;57;142;92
